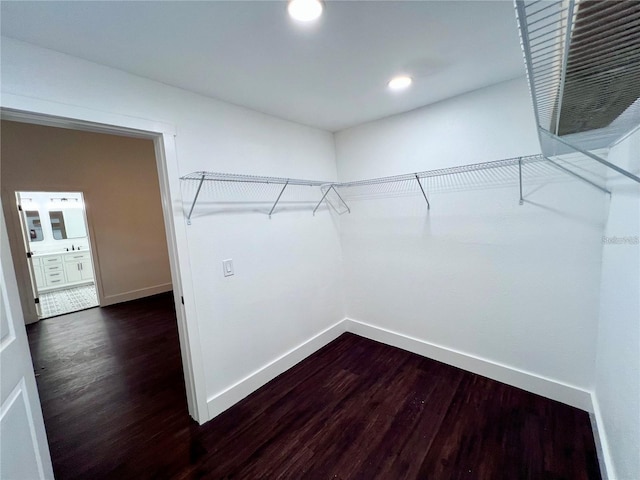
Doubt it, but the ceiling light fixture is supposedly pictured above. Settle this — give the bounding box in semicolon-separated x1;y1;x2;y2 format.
388;75;413;91
287;0;323;22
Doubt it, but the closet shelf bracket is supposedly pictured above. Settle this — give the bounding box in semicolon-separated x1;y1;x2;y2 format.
269;181;289;219
313;185;351;216
313;185;332;216
540;128;640;184
543;157;611;196
518;158;524;205
415;174;430;210
331;185;351;214
186;173;206;225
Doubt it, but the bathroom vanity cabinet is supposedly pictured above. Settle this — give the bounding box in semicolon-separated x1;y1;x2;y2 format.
32;251;94;292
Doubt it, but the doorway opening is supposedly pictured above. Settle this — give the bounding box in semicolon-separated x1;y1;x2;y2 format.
1;102;205;426
16;191;99;319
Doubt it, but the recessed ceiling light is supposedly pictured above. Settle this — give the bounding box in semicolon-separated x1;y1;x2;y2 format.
388;75;413;91
287;0;323;22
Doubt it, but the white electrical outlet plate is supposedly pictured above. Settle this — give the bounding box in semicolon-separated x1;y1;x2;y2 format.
222;259;234;277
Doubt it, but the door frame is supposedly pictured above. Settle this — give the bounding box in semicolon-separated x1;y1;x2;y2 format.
1;93;208;423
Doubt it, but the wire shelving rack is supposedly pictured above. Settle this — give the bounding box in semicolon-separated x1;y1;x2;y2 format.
180;154;614;223
515;0;640;184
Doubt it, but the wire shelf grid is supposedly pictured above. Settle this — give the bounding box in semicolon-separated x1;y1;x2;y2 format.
516;0;640;151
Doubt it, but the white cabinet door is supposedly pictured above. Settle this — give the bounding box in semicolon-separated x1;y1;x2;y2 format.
1;206;54;479
33;265;45;291
80;260;93;281
64;261;82;283
64;253;93;283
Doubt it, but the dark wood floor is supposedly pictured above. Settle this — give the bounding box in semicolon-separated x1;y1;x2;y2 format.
27;293;601;479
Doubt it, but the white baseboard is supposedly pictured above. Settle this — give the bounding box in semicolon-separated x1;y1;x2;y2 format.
204;317;594;424
344;318;593;412
590;393;615;479
206;320;347;420
101;283;172;306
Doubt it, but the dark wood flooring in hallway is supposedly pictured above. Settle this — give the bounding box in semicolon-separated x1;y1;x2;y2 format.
27;293;600;479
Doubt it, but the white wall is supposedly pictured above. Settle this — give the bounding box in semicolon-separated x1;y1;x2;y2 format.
594;129;640;480
0;38;345;420
335;78;608;404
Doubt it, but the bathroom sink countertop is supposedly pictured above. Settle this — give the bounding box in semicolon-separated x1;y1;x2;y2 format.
33;250;87;257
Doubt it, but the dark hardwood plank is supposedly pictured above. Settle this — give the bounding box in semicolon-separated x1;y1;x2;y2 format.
27;294;601;479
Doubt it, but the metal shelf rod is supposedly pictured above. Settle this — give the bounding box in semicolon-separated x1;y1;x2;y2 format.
415;174;430;210
539;128;640;184
543;156;611;195
269;181;289;219
330;185;350;214
186;173;206;225
519;158;524;205
313;186;333;216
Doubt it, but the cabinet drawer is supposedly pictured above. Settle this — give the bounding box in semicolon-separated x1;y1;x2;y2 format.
45;271;65;286
41;255;63;265
64;253;90;262
44;264;63;273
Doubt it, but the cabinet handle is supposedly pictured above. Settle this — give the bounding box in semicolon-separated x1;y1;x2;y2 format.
51;280;61;283
77;264;80;271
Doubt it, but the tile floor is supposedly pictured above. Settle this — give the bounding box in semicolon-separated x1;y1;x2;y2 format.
39;284;99;319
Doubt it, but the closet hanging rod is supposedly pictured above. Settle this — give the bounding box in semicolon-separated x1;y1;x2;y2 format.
336;154;545;188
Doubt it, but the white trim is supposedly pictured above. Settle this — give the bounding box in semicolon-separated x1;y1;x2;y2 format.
590;393;615;480
344;318;593;411
101;283;173;306
206;320;347;419
1;93;175;136
205;317;597;423
153;133;209;423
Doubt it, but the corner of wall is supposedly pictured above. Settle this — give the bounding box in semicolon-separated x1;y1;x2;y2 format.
590;392;615;480
205;319;348;421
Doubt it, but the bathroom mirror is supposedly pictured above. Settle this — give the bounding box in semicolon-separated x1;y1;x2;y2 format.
63;209;88;238
50;209;87;239
25;210;43;242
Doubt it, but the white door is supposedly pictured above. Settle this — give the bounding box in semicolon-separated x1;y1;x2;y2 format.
15;194;43;318
0;204;54;479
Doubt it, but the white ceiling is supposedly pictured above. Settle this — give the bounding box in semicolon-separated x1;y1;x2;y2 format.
1;1;527;132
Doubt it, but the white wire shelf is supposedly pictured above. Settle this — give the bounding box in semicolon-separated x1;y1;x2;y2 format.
515;0;640;149
180;171;346;222
180;171;332;187
180;153;618;223
337;155;544;187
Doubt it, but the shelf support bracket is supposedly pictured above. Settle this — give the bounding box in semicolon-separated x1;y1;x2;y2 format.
313;185;333;216
186;174;206;225
518;158;524;205
269;181;289;218
415;174;430;210
540;128;640;184
331;185;350;214
544;156;611;195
